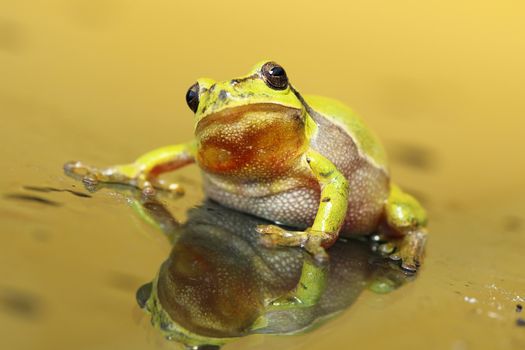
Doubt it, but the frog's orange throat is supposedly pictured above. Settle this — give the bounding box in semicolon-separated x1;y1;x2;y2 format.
195;103;308;179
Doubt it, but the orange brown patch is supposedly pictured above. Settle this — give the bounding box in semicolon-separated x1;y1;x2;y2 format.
196;103;307;180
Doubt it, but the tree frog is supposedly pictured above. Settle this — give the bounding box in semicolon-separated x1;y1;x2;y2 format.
65;61;428;272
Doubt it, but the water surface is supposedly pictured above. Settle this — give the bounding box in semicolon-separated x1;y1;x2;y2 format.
1;1;524;349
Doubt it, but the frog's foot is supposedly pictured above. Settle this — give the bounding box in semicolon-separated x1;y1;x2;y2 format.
256;225;334;263
382;184;428;272
378;229;427;273
63;161;184;196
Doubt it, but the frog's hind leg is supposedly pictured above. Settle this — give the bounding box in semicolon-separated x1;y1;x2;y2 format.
382;184;428;272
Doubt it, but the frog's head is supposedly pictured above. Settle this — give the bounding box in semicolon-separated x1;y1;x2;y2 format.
185;61;314;178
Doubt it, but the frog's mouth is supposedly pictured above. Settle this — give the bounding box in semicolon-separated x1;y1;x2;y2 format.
195;103;307;176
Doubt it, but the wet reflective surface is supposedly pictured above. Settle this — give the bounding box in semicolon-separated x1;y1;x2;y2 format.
1;1;525;349
130;196;409;348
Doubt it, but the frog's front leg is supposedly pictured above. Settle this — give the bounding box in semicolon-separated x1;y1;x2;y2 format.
257;149;349;262
64;142;196;195
382;184;428;272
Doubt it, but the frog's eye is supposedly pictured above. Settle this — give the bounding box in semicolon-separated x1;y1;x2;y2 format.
261;62;288;90
185;82;200;113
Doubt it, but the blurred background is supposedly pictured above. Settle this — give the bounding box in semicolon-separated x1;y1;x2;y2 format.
0;1;524;349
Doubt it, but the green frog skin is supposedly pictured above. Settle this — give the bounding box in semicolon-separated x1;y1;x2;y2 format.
65;61;428;271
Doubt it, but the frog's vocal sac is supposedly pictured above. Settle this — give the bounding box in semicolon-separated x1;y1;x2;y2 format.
64;61;428;271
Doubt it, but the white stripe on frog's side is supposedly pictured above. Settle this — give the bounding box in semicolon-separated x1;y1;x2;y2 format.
290;85;389;174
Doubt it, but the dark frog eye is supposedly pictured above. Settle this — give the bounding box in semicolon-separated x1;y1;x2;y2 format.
261;62;288;90
185;82;200;113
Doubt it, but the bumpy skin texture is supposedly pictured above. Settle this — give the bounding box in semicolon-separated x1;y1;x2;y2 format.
64;61;428;271
136;199;410;347
202;96;389;235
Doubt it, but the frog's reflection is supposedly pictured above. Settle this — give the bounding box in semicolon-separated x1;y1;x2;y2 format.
130;194;411;349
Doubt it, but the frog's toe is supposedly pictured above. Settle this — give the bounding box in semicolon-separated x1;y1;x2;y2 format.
167;183;184;195
64;161;104;191
138;181;156;197
387;229;427;273
304;235;329;263
64;161;96;179
256;225;308;247
148;178;185;196
256;225;330;263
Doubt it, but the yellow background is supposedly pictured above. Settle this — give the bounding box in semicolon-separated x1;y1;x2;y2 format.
1;1;524;349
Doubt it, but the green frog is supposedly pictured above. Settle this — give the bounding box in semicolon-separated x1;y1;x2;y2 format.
65;61;428;271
